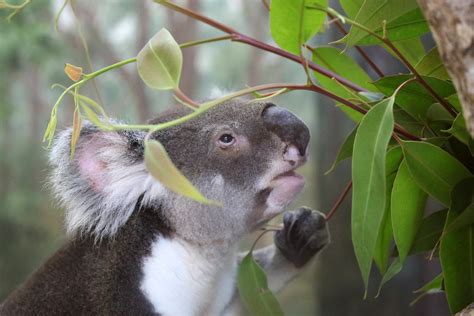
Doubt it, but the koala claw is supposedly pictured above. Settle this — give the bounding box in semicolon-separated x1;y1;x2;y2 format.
274;207;330;268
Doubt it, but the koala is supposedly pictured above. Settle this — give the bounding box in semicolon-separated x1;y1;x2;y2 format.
1;100;329;315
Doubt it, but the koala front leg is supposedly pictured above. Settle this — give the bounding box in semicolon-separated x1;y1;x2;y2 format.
223;208;329;315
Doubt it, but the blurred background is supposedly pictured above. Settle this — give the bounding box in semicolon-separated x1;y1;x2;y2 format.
0;0;450;314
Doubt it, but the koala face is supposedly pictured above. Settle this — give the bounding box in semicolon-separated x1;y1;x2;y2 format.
150;100;310;241
49;99;310;243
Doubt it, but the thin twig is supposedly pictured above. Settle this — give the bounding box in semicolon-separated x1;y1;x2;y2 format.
325;181;352;221
156;0;367;93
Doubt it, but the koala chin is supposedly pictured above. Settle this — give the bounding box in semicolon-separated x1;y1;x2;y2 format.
1;100;329;316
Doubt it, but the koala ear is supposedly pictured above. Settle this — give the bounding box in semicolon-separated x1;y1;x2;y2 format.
49;122;166;239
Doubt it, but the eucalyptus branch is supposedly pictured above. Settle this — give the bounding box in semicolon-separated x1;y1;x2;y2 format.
327;13;385;78
154;0;367;93
325;181;352;221
309;5;457;117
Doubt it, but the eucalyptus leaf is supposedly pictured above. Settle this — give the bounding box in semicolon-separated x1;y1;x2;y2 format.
444;178;474;234
391;160;427;262
409;209;447;255
377;259;403;296
325;126;357;175
415;47;450;80
270;0;327;55
312;46;375;101
444;114;471;146
411;273;444;305
339;0;362;18
402;141;471;206
337;103;364;122
440;180;474;314
144;140;216;205
374;75;455;121
388;38;425;65
343;0;419;47
237;252;284;316
356;9;429;45
374;173;396;274
352;97;395;290
137;28;182;90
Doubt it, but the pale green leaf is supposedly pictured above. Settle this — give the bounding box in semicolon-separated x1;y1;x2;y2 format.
137;28;182;90
270;0;327;55
144;140;216;205
237;253;284;316
390;38;425;65
352;97;395;290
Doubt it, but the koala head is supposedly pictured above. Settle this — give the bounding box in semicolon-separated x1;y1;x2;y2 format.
49;99;310;244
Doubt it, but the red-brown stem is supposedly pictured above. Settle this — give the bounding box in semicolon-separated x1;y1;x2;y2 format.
174;88;199;108
328;14;385;78
261;0;270;11
325;181;352;221
384;41;456;116
157;1;367;93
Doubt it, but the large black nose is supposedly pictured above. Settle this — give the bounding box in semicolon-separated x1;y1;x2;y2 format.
262;104;310;156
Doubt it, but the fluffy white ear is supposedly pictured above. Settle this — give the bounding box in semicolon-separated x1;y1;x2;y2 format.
49;123;166;239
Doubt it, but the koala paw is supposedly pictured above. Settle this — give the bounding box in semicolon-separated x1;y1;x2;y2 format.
274;207;330;268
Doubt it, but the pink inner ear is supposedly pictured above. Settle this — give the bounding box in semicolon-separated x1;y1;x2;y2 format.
77;136;108;193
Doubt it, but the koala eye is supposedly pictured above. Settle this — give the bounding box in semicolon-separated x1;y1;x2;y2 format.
218;133;235;147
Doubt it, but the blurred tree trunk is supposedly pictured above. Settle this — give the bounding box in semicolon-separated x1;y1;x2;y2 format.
417;0;474;137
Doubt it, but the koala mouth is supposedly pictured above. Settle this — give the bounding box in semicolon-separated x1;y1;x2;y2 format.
266;168;305;209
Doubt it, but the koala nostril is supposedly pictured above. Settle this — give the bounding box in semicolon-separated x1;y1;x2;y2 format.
262;105;310;156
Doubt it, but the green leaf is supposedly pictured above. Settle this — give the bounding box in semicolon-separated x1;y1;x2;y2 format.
352;97;395;290
325;126;357;174
446;94;462;112
402;141;471;206
440;180;474;314
411;273;444;305
144;140;217;205
374;173;396;274
386;146;404;176
390;38;425;66
357;9;429;45
337;103;364;122
377;258;403;296
373;146;403;273
237;253;284;316
340;0;363;18
137;28;182;90
415;47;450;80
270;0;327;55
312;46;375;100
444;178;474;234
391;160;428;262
409;209;447;255
374;75;456;120
444;114;471;146
344;0;419;47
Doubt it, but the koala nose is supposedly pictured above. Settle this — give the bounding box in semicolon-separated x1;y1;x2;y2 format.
262;104;310;158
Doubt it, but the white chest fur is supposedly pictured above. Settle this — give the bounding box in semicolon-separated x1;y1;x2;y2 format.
140;237;237;316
